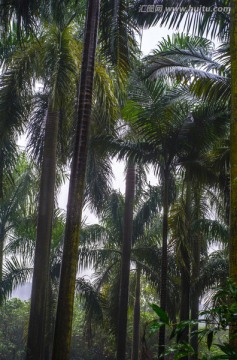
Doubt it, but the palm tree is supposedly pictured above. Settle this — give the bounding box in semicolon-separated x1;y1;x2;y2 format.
145;33;230;105
24;19;78;360
1;198;107;359
120;74;191;358
0;154;33;292
52;0;139;356
132;0;230;43
131;263;141;360
229;0;237;350
78;181;170;356
116;160;136;360
52;2;101;358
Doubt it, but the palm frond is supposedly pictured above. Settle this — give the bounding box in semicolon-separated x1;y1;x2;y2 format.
75;277;106;322
84;144;113;214
99;0;139;78
1;256;33;300
193;218;229;245
131;0;230;42
133;185;162;242
198;250;228;297
78;248;121;273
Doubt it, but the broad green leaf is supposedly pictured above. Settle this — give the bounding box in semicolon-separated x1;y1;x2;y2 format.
149;303;169;325
207;330;214;350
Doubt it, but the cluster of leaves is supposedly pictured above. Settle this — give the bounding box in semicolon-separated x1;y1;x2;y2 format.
149;280;237;359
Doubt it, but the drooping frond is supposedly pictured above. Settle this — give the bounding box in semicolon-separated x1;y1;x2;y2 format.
0;0;41;36
84;143;114;214
193;219;229;245
75;277;106;322
131;0;230;42
133;185;162;242
198;250;228;297
144;34;230;104
1;256;33;300
99;0;139;78
0;162;34;228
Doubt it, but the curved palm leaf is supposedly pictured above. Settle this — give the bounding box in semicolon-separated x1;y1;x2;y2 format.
131;0;230;42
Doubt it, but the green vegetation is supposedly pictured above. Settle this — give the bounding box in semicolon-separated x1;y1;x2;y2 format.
0;0;236;359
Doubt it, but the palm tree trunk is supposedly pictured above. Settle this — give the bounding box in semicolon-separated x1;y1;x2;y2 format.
132;264;141;360
26;107;59;360
0;159;4;289
158;166;169;359
179;180;191;359
179;243;190;360
190;237;200;359
230;0;237;352
190;192;201;359
116;162;136;360
52;1;100;359
44;277;54;360
0;226;4;285
0;156;3;200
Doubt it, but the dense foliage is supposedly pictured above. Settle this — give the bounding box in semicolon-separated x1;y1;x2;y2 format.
0;0;236;359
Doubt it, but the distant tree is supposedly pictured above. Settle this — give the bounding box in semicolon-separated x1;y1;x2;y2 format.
0;298;29;360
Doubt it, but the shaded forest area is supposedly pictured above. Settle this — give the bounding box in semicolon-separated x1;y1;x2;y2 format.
0;0;236;359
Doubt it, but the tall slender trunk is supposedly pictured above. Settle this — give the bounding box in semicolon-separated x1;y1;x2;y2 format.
179;241;190;338
116;162;136;360
0;227;4;285
52;1;100;359
158;166;169;359
44;277;54;360
190;234;200;359
190;191;201;359
132;265;141;360
0;158;4;290
26;107;59;360
179;180;191;360
26;105;58;360
230;0;237;352
0;155;3;200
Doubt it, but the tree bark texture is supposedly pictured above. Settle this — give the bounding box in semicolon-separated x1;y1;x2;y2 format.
230;0;237;351
179;180;191;360
116;162;136;360
190;192;201;359
158;167;169;359
52;1;100;359
0;159;4;288
0;227;4;285
132;265;141;360
26;108;59;360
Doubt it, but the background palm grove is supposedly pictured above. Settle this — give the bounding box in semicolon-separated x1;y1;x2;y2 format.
0;0;236;359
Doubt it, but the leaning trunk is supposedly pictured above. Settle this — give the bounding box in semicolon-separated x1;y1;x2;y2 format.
26;106;59;360
52;1;100;359
116;162;136;360
158;166;169;359
132;264;141;360
230;0;237;352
